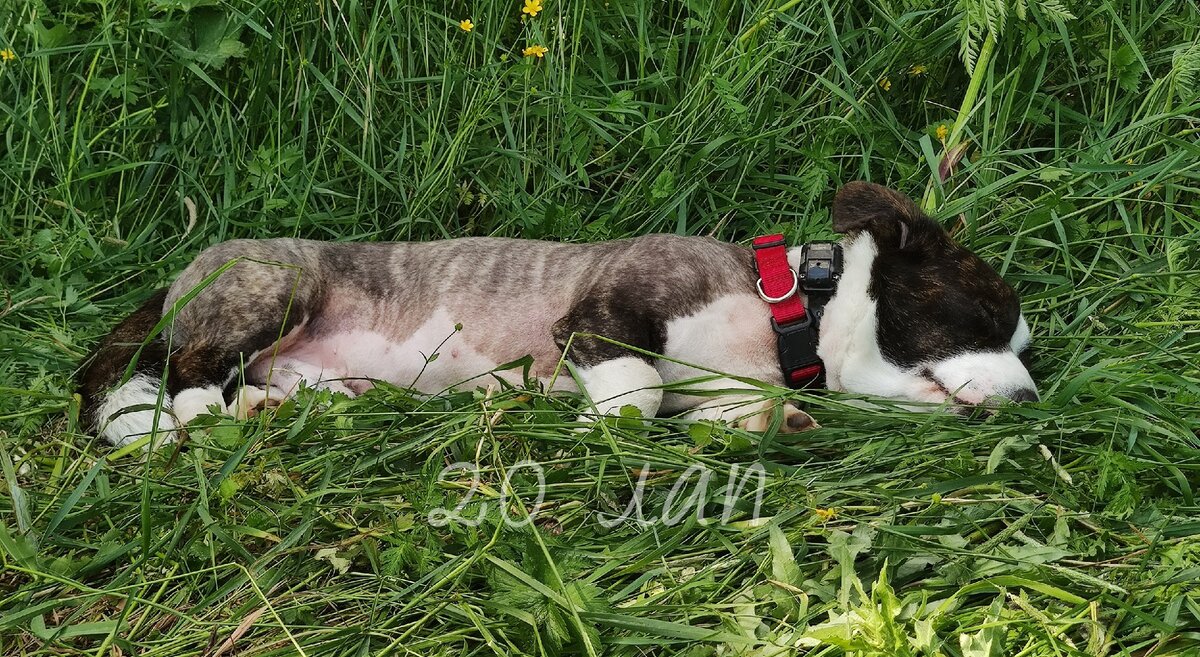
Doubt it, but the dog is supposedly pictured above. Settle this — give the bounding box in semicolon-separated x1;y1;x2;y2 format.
79;182;1036;447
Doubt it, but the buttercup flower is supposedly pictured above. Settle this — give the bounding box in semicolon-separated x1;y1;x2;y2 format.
0;48;16;63
909;64;927;76
813;507;838;522
459;19;474;32
936;123;948;141
523;45;548;58
878;77;892;92
522;0;543;17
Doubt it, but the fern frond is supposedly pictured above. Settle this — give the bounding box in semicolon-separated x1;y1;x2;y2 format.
960;19;982;73
1035;0;1076;22
1173;43;1200;100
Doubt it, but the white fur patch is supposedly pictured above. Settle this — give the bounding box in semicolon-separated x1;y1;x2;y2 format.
172;386;226;425
577;356;663;418
927;350;1036;404
96;374;178;447
1011;315;1031;353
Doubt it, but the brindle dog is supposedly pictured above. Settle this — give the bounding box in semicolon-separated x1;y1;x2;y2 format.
80;182;1036;447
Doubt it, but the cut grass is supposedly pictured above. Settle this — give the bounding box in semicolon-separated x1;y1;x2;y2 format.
2;0;1200;655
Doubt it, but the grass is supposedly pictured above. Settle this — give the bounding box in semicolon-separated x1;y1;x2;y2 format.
2;0;1200;654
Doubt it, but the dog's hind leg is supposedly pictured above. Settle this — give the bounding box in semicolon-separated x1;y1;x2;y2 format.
162;240;324;430
79;289;178;447
232;356;359;420
167;339;286;427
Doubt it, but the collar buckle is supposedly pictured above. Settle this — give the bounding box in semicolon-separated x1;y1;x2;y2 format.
772;314;823;388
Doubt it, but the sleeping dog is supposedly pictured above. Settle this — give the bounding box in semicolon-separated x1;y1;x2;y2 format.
79;182;1036;447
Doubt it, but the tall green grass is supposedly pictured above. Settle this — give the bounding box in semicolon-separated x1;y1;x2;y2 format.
2;0;1199;655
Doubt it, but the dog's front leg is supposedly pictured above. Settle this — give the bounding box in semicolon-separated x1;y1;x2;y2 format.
553;293;665;422
576;356;663;419
680;393;818;433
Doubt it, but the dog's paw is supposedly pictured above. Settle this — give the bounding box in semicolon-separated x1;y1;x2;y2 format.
230;385;287;420
780;403;819;432
315;379;358;398
686;398;818;433
173;386;227;426
734;400;819;433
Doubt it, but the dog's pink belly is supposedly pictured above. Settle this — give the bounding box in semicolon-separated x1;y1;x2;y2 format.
247;308;572;394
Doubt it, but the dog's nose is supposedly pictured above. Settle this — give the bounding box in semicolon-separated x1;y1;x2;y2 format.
1007;388;1039;403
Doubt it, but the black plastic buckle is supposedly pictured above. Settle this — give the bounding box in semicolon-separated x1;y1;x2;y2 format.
772;314;823;387
799;242;842;294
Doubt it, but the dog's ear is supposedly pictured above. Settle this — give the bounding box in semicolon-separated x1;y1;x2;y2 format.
832;182;930;250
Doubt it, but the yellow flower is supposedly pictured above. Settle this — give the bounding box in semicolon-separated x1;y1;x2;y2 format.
908;64;927;76
0;48;16;63
936;123;948;142
878;77;891;92
522;0;543;17
523;45;548;58
459;19;474;32
813;507;838;522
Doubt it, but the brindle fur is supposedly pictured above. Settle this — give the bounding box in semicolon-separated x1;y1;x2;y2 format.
80;235;754;427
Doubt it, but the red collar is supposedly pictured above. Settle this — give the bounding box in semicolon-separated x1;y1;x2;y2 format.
752;234;833;388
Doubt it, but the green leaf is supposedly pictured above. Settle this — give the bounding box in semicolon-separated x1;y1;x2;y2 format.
151;0;220;11
688;421;716;449
0;442;32;535
769;524;803;615
316;547;352;575
23;20;73;48
768;524;801;587
828;525;875;607
176;9;249;69
712;77;749;119
958;594;1006;657
0;522;38;569
216;477;239;504
986;434;1035;473
649;170;676;201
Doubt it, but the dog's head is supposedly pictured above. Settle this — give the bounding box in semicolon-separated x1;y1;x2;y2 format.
817;182;1037;408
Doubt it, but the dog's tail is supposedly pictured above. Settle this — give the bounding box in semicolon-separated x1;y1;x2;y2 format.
77;289;177;446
